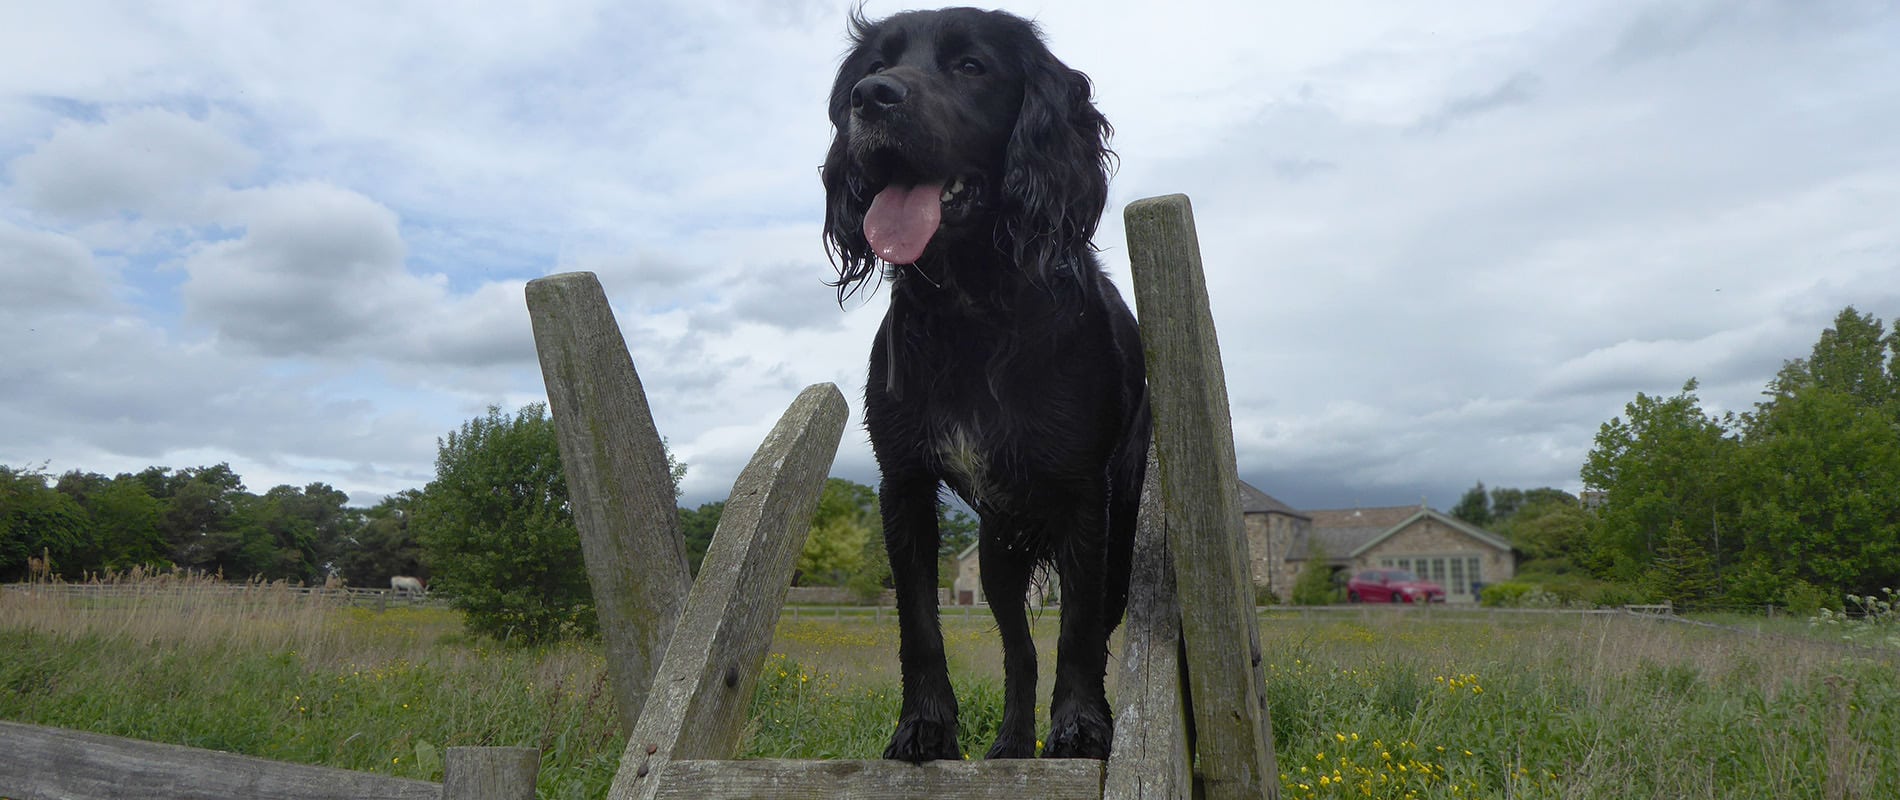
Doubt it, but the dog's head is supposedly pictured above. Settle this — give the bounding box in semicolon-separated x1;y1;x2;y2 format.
822;7;1112;301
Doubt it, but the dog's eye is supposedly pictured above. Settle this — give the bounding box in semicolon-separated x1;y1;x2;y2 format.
954;57;985;76
867;60;886;75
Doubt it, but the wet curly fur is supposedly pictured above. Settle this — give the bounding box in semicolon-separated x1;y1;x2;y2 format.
821;7;1149;762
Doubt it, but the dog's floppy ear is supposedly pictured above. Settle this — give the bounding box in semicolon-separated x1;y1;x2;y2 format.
822;131;878;304
1001;37;1113;287
822;10;881;305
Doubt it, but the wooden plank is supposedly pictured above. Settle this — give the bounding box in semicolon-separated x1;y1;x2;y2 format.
1124;194;1280;800
526;271;694;734
441;747;540;800
610;384;849;800
651;759;1104;800
0;720;439;800
1103;447;1192;800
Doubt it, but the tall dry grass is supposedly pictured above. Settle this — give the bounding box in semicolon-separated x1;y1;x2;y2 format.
4;575;1895;798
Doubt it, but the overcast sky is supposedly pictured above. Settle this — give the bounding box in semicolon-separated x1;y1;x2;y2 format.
3;0;1897;513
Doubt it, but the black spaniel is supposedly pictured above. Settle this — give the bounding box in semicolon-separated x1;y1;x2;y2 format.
821;7;1150;762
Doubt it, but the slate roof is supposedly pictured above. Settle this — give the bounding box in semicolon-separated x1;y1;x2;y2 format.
1237;480;1307;518
1282;504;1511;562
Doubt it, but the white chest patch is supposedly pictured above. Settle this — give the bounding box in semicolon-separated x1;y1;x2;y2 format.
936;424;991;506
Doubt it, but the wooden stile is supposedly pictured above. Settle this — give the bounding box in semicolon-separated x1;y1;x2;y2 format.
610;383;849;800
442;747;540;800
1125;194;1281;800
0;193;1279;800
0;721;530;800
555;190;1270;800
1103;448;1193;800
526;272;695;735
653;759;1105;800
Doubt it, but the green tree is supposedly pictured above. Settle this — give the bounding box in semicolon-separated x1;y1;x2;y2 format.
1290;539;1339;606
1487;486;1571;525
73;477;170;573
935;503;979;589
222;482;351;583
1801;307;1893;408
1492;491;1588;574
1580;380;1738;582
0;466;88;580
1646;520;1718;608
678;501;725;576
847;514;893;603
1450;482;1491;527
334;490;425;589
936;504;978;560
1731;382;1900;597
414;404;594;644
153;464;249;574
795;479;878;586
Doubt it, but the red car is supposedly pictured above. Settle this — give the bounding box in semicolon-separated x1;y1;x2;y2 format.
1346;569;1445;603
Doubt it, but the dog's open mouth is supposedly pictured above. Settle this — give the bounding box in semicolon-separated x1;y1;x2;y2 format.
864;173;983;265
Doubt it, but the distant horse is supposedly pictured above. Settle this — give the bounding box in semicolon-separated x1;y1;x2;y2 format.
390;575;427;598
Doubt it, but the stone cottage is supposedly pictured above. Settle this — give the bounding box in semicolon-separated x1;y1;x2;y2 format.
950;481;1516;606
1243;481;1515;603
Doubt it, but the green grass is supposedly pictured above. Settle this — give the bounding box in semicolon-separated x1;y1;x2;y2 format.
3;583;1897;799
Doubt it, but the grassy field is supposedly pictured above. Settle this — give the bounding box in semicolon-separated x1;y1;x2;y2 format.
2;582;1895;799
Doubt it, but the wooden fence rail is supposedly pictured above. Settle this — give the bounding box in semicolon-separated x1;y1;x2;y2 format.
0;721;534;800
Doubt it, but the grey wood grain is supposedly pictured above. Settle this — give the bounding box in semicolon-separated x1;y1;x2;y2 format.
526;271;694;734
609;384;848;800
1124;194;1280;800
1104;447;1192;800
440;747;539;800
0;721;440;800
651;758;1104;800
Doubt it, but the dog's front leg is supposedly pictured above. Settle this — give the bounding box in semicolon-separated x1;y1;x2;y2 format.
978;520;1040;759
1044;485;1115;760
879;473;961;762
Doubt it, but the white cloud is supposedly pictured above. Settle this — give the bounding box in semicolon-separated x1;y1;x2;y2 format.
8;108;255;220
1;0;1897;513
180;182;414;354
0;221;110;309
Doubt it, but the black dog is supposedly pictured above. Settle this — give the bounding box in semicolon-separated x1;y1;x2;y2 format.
821;8;1149;762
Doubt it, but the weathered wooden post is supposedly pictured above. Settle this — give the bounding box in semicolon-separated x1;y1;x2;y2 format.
440;747;539;800
611;383;847;800
1104;448;1192;800
526;272;695;736
1125;194;1281;800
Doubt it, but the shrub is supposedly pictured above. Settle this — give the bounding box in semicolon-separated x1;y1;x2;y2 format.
413;404;594;645
1780;580;1838;615
1479;581;1533;607
1809;587;1900;649
1290;562;1339;606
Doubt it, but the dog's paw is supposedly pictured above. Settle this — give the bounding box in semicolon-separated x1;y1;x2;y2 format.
984;734;1037;759
1043;708;1113;760
883;715;961;762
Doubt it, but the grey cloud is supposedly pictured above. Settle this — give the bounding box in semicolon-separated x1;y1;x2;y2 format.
1409;73;1540;135
181;183;415;355
0;222;110;310
1608;0;1894;67
8;109;256;220
700;261;846;334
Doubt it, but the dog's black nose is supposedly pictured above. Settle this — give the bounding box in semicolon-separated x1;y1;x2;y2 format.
852;75;907;118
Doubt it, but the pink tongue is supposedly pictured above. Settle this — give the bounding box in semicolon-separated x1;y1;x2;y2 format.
864;182;944;265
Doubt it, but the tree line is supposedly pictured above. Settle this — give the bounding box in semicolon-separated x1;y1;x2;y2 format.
0;462;397;586
15;305;1886;636
2;401;969;645
1450;306;1900;611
